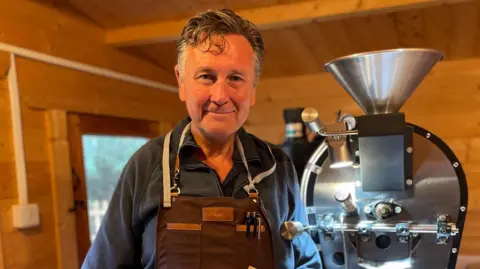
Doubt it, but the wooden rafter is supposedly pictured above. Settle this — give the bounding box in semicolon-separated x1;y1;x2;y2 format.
104;0;467;47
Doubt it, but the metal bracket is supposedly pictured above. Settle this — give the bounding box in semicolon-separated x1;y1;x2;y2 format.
437;214;452;244
396;223;410;243
307;208;320;244
365;199;403;220
357;223;372;242
320;214;335;241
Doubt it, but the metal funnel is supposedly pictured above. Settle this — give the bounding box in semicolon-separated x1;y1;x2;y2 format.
324;48;444;114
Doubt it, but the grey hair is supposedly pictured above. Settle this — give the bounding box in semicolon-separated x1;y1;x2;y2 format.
176;9;264;86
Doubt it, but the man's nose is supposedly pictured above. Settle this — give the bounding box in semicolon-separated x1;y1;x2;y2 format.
210;80;229;105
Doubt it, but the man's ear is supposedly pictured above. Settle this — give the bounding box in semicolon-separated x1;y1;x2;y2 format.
175;65;185;101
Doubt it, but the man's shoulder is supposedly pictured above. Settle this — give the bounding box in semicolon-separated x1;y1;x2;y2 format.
130;117;191;165
244;131;293;166
118;134;169;192
128;135;166;166
243;131;297;188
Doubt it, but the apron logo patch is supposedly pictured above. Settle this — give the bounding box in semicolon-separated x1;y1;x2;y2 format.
202;207;234;222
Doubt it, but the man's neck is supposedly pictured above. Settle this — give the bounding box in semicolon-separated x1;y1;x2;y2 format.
190;125;235;182
190;125;235;161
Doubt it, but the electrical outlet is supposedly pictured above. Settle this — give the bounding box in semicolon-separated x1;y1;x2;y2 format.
12;204;40;229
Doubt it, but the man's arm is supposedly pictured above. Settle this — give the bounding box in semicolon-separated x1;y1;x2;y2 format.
81;156;143;269
287;160;323;268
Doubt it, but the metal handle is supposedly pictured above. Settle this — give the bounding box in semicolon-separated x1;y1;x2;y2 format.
334;190;357;215
301;107;358;137
280;221;317;240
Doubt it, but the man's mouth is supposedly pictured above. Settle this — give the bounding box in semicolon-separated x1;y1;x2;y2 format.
205;110;235;114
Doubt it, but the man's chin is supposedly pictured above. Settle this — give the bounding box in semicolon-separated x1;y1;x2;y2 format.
200;120;238;138
204;111;235;120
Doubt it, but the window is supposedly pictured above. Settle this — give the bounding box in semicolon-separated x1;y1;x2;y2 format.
82;135;149;241
68;113;164;264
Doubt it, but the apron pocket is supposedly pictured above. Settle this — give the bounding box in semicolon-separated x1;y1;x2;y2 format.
201;223;239;269
165;223;202;269
231;224;273;269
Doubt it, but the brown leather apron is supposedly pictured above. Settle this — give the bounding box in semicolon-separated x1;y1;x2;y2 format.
156;123;276;269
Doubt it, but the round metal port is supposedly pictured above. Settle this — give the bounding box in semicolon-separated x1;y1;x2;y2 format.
376;234;392;250
332;252;345;265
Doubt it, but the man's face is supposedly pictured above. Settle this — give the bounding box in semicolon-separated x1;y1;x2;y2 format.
175;34;257;141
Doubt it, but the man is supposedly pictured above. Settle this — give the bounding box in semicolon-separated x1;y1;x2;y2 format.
81;9;322;269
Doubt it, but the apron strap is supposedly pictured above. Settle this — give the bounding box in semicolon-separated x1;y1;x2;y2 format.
253;143;276;184
241;142;277;194
235;136;255;192
162;122;191;208
178;122;191;155
162;130;173;208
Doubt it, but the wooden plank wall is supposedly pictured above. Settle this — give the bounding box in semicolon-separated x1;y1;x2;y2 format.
45;109;79;269
0;79;58;269
246;57;480;256
16;57;184;123
0;1;185;268
0;78;13;269
0;54;185;269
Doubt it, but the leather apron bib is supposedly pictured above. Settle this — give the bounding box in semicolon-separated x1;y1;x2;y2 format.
156;123;276;269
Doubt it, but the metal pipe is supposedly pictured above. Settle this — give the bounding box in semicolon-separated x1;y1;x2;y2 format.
282;221;459;241
326;223;458;235
7;53;27;205
319;129;358;136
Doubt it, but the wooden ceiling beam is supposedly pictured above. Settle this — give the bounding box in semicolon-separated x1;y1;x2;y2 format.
104;0;467;47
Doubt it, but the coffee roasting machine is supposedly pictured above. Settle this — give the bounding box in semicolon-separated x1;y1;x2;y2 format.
280;49;468;269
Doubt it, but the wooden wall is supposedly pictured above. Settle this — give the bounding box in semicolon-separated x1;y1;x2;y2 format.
0;56;184;269
0;61;185;269
0;0;185;268
1;77;58;269
247;56;480;256
0;0;175;84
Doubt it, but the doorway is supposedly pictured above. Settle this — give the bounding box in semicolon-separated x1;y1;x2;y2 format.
67;113;164;264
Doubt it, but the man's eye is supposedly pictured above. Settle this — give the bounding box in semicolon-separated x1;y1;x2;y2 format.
230;75;243;82
198;74;214;81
